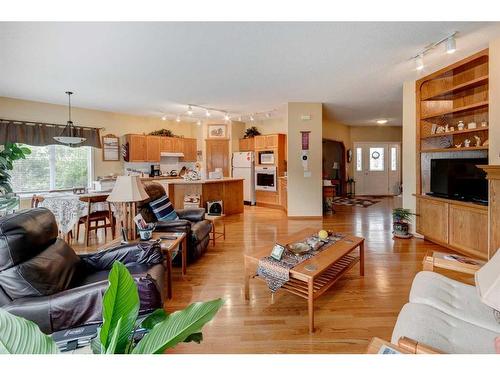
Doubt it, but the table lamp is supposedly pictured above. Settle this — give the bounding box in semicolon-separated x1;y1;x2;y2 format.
107;175;149;241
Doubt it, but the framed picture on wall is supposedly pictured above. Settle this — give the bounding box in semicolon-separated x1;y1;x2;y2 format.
102;134;120;161
207;124;227;139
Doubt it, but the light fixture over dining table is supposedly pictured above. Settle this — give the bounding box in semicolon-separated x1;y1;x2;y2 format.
53;91;87;146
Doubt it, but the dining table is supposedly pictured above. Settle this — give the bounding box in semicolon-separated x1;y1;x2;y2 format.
38;191;114;235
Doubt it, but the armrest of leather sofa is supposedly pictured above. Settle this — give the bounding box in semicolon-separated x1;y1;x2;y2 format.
154;219;191;233
176;208;206;222
79;242;164;271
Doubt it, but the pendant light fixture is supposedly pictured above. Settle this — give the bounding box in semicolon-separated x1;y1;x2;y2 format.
53;91;86;146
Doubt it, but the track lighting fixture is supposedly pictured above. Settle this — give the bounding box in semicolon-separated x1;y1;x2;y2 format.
224;113;230;121
197;120;202;126
250;115;255;122
206;109;211;117
187;105;193;115
266;112;271;118
161;115;167;121
445;36;456;54
176;115;181;123
415;54;424;71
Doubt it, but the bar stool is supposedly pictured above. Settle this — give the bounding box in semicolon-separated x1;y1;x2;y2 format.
204;213;226;246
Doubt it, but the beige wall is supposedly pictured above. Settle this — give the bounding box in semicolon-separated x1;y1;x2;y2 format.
402;81;417;232
243;117;287;135
287;102;323;217
350;126;402;143
0;96;198;178
490;38;500;165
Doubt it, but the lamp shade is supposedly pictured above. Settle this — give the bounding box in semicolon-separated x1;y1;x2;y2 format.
107;176;149;203
475;249;500;311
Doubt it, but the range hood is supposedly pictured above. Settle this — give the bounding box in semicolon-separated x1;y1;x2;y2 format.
160;152;184;157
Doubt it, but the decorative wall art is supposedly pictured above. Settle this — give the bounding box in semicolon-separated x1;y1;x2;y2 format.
102;134;120;161
207;124;227;139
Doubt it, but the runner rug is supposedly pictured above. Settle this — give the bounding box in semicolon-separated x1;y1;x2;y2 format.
257;233;345;292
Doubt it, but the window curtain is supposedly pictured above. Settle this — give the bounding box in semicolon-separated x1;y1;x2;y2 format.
0;119;102;148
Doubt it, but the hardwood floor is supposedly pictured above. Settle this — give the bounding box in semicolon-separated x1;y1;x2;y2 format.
73;196;458;354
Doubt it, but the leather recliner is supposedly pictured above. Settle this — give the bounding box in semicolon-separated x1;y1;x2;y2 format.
137;182;212;263
0;208;165;334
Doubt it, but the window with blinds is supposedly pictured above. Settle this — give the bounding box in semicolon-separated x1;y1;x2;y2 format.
10;144;92;193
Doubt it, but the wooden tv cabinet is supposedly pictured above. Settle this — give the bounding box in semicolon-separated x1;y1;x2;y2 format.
415;194;488;260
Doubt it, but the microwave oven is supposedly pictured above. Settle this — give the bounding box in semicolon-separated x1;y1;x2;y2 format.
258;150;275;165
255;166;277;192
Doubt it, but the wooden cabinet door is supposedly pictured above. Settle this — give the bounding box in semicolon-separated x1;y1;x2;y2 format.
160;137;173;152
254;136;267;150
182;138;197;162
146;136;161;162
448;205;488;259
416;198;448;244
128;135;147;162
279;178;287;210
171;138;183;153
206;139;229;176
239;138;255;151
266;135;278;148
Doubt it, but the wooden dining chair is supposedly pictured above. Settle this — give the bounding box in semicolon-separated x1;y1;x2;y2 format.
30;194;45;208
77;195;116;246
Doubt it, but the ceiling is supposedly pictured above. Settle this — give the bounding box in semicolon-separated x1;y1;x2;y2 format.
1;22;500;126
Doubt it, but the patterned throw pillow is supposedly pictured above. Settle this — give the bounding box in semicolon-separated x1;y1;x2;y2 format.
149;195;178;221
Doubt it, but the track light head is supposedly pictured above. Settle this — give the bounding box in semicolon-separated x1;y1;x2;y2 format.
415;54;424;71
224;113;230;122
206;109;211;117
176;115;181;123
187;105;193;115
161;115;167;121
446;36;456;54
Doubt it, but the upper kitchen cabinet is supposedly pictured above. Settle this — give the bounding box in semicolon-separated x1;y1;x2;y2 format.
254;134;285;150
160;136;173;152
239;137;255;151
146;136;161;162
126;134;148;162
182;138;197;162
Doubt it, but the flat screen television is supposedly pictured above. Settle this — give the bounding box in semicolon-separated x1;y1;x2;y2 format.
429;158;488;204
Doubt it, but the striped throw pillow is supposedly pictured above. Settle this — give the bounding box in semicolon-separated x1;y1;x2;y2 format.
149;195;179;221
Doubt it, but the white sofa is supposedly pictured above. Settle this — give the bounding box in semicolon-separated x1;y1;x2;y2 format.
391;251;500;354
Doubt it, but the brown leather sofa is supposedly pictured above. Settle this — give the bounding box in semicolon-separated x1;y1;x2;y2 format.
137;182;212;263
0;208;165;334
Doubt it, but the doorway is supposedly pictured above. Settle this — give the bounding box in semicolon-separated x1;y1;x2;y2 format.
322;139;346;197
353;142;401;196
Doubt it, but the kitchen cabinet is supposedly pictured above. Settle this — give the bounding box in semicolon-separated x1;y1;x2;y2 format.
160;137;173;152
239;138;255;152
171;137;183;153
127;134;148;162
206;139;229;177
182;138;197;162
254;135;267;150
254;134;280;150
279;177;287;211
146;136;161;162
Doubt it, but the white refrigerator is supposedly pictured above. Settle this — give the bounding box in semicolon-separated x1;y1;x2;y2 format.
232;151;256;205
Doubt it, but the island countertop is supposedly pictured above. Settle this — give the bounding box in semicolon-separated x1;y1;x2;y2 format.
166;177;244;185
166;177;244;215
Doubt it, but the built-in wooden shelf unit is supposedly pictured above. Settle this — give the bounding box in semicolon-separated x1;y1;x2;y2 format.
417;49;489;157
415;49;489;260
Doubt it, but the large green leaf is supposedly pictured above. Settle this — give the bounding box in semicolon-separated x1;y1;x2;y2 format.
140;309;169;330
0;309;59;354
105;317;122;354
132;298;224;354
99;261;139;354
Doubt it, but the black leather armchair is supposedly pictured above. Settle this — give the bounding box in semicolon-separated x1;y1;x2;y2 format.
137;182;212;262
0;208;165;334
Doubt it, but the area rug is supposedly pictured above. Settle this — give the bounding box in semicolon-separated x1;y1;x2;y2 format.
332;197;380;208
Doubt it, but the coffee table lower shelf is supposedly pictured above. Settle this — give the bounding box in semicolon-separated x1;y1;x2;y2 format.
280;254;359;299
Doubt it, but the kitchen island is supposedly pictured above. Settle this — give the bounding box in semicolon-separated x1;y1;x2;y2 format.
167;177;244;215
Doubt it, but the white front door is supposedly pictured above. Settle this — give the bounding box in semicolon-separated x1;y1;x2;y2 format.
353;142;401;196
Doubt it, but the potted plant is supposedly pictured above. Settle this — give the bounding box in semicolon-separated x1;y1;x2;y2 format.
0;142;31;214
243;126;261;138
392;208;415;238
0;261;224;354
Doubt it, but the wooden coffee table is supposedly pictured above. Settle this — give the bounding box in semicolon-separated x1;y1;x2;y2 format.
244;228;364;333
104;231;187;300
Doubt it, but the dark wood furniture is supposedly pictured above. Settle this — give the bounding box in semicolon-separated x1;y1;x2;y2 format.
244;228;365;333
77;194;115;246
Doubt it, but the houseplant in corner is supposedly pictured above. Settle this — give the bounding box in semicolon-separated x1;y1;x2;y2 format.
0;261;224;354
392;208;415;239
0;142;31;214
